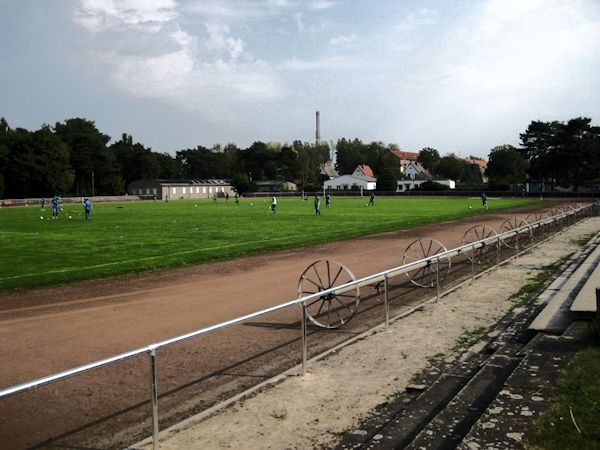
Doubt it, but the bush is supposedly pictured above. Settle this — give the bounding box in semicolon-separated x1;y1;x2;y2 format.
410;181;451;191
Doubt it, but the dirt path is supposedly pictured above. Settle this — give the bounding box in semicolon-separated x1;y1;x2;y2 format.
0;199;584;448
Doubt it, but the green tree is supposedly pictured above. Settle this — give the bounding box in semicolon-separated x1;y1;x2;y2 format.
376;167;398;191
519;120;563;191
112;134;162;188
0;117;10;197
230;173;256;194
560;118;600;190
293;140;329;187
154;152;183;178
485;145;528;189
277;145;300;181
460;163;484;184
3;126;74;197
434;155;468;180
237;141;277;181
335;138;366;174
418;147;440;172
54;118;116;195
520;118;600;191
176;146;230;179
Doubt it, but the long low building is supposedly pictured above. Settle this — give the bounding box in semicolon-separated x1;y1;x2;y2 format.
324;174;377;191
127;179;234;200
396;179;455;192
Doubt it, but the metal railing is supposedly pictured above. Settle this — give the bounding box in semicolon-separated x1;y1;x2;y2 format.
0;202;596;449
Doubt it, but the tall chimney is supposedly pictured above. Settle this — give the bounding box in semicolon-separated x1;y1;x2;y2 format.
315;111;320;145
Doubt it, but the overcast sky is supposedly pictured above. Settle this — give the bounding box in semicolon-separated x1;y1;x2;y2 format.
1;0;599;158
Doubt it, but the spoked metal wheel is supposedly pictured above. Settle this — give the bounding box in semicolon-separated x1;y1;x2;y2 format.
569;203;584;220
402;238;450;288
462;225;498;264
525;212;548;224
549;208;563;218
297;259;360;329
500;218;532;249
525;212;549;237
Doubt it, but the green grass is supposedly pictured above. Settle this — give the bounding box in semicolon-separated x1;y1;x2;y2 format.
0;196;540;291
525;326;600;449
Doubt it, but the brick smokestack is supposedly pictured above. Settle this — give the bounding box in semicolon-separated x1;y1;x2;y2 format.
315;111;320;144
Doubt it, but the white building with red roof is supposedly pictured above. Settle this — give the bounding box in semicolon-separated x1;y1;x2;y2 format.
324;165;377;191
352;164;374;177
388;150;419;173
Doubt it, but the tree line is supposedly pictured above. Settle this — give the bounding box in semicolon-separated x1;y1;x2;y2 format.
0;117;329;198
0;115;597;198
485;117;600;191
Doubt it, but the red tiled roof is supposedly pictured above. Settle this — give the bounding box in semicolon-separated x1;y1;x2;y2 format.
357;164;374;177
389;150;419;161
467;159;488;170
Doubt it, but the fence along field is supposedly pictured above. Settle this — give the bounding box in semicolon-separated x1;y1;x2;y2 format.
0;196;540;290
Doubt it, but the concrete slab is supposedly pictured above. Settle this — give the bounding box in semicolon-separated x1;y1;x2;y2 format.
405;356;520;450
570;252;600;314
459;321;589;450
457;385;549;450
530;220;600;331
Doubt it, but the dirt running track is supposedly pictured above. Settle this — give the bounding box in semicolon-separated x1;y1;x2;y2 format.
0;199;583;449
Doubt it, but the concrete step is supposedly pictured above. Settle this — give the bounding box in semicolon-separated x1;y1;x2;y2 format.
335;354;487;450
529;231;600;333
335;282;545;450
405;354;520;450
458;321;589;449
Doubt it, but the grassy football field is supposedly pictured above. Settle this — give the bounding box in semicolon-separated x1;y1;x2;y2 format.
0;196;540;290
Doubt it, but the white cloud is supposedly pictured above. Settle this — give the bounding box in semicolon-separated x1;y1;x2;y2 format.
329;33;356;46
205;23;246;60
396;8;438;32
308;0;338;11
74;0;178;32
295;12;304;32
67;0;599;151
280;55;363;71
74;0;284;112
443;0;600;92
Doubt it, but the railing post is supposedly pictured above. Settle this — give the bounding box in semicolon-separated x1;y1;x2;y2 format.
384;274;390;330
436;257;441;303
496;236;501;270
596;288;600;336
471;244;475;284
301;301;308;375
149;347;159;450
515;232;520;259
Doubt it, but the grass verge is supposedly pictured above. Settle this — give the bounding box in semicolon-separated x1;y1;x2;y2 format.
525;325;600;449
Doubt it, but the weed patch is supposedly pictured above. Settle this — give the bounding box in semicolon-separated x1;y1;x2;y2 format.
525;325;600;449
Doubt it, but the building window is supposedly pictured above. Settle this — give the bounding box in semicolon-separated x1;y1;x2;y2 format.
146;188;150;194
203;187;206;194
153;188;157;195
183;187;187;194
196;187;200;193
221;187;225;192
172;187;176;195
209;187;212;193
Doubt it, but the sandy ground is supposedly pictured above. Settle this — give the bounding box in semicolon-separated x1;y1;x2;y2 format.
144;217;599;450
